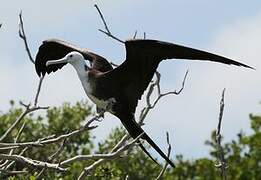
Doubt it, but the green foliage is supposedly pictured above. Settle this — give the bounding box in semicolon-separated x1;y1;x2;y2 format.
0;101;260;179
0;101;93;179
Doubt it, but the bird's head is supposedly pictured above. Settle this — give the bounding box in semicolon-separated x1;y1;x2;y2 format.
46;51;88;68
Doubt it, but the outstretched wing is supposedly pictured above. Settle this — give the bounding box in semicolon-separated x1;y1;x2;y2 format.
35;39;113;76
104;39;253;113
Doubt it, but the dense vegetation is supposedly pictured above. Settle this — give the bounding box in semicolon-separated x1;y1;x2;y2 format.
0;101;260;179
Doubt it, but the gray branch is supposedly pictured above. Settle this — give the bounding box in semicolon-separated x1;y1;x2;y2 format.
156;132;172;180
0;154;67;172
77;133;144;180
19;11;34;64
94;4;124;44
215;88;227;180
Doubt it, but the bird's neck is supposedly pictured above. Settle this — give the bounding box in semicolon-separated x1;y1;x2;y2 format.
70;60;88;77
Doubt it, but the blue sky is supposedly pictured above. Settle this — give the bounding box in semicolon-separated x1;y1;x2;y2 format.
0;0;261;160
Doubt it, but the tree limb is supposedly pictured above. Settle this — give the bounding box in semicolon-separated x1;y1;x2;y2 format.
0;154;67;172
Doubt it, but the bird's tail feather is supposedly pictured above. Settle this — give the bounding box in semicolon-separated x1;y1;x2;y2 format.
118;114;175;168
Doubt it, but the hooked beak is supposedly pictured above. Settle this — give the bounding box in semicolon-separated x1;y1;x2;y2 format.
46;57;68;66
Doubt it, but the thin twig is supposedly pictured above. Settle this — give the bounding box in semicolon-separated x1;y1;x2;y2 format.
156;132;172;180
133;30;137;39
19;11;34;64
94;4;124;44
34;75;45;106
215;88;227;180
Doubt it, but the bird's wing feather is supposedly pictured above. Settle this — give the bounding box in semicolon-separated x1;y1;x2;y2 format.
35;39;112;76
104;39;253;112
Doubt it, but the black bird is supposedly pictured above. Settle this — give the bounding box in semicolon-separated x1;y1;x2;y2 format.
35;38;253;168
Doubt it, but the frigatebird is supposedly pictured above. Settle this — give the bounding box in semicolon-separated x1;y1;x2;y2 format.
35;38;253;168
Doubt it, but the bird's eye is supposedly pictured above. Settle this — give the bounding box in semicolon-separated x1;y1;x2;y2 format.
69;55;73;58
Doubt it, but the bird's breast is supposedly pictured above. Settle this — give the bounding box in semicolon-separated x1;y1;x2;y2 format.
79;73;115;112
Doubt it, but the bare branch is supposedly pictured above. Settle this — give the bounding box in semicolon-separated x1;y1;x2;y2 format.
140;70;188;122
94;4;124;44
36;139;67;179
2;147;28;170
215;88;227;180
0;107;29;142
34;75;45;106
77;133;144;180
0;169;28;176
0;117;98;149
19;11;34;64
0;154;67;172
0;103;48;142
156;132;172;180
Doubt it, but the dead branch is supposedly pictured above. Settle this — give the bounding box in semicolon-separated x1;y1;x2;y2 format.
0;169;28;176
215;88;227;180
0;117;98;149
0;90;48;142
35;139;67;179
94;4;124;44
2;147;28;170
77;133;144;180
34;75;45;106
19;11;34;64
156;132;172;180
0;105;47;142
0;154;67;172
140;70;188;122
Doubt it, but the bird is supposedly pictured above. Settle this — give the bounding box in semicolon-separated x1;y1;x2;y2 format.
35;38;253;168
